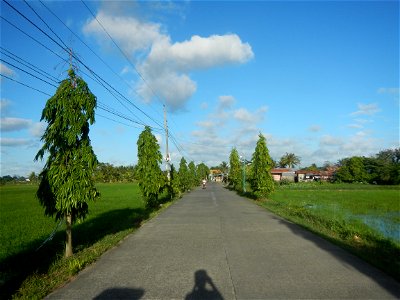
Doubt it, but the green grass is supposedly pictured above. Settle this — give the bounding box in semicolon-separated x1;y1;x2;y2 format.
0;183;172;299
258;183;400;281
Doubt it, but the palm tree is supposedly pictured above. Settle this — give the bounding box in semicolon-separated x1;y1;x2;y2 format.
279;153;301;168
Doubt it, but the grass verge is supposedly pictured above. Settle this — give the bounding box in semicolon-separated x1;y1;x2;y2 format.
0;183;176;299
256;183;400;281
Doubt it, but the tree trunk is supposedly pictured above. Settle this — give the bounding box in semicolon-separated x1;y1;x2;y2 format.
65;213;73;257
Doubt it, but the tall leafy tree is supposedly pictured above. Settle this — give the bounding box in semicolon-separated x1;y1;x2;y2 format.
188;161;197;188
229;148;241;191
196;163;210;182
336;156;370;183
178;157;190;192
250;133;275;198
137;126;165;208
279;152;301;168
35;69;99;257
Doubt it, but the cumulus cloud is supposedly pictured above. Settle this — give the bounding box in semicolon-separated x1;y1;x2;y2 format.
347;123;363;129
217;95;236;112
1;117;31;132
233;106;267;123
83;9;254;111
83;11;163;55
351;103;381;116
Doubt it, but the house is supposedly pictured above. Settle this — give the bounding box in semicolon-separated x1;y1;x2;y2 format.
270;168;296;182
209;169;225;182
295;169;336;182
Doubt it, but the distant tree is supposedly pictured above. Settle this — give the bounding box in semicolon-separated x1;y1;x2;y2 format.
136;126;165;208
196;163;210;182
279;152;301;168
178;157;190;192
28;172;38;183
168;164;181;199
250;133;274;198
336;156;370;183
188;161;197;187
218;161;229;173
35;68;99;257
229;148;241;191
303;163;319;172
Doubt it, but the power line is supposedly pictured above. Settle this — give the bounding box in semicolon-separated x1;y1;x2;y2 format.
80;0;164;106
0;73;52;97
23;0;69;50
0;47;59;84
0;58;58;88
1;10;163;130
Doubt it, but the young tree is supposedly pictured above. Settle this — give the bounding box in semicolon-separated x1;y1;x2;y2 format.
250;133;274;198
35;69;99;257
178;157;190;192
196;163;210;182
188;161;197;188
229;148;241;191
136;126;165;208
279;152;301;168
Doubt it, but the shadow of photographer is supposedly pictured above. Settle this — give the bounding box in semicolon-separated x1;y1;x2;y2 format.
185;269;224;300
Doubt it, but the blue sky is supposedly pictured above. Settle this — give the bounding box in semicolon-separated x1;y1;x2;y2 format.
0;0;399;176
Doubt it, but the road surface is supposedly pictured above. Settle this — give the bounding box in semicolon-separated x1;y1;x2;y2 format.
47;182;400;299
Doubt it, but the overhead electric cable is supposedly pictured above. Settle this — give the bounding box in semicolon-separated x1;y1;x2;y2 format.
80;0;164;105
23;0;69;50
0;73;52;96
0;58;58;88
0;48;59;84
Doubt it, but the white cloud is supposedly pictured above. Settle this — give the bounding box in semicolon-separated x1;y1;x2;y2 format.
217;95;236;112
1;117;31;132
377;87;399;95
233;106;267;123
0;63;15;78
0;99;11;115
29;122;46;137
308;125;321;132
351;103;381;116
83;9;254;111
347;123;363;129
83;11;163;55
0;137;32;147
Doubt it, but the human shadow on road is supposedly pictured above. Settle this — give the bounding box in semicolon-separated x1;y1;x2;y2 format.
93;287;145;299
185;269;224;300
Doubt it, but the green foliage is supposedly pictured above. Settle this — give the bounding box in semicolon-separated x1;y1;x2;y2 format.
250;133;275;198
168;164;181;199
229;148;241;191
136;126;166;208
196;163;210;182
279;152;301;168
188;161;197;188
35;68;99;224
93;163;136;183
177;157;190;192
336;156;370;183
262;185;400;280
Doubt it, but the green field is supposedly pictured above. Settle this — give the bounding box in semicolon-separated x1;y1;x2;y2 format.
260;182;400;280
0;183;157;299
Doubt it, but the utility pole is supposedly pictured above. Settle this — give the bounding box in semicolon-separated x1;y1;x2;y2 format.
164;104;170;181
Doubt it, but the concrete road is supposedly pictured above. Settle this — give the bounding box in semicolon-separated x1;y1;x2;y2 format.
47;182;400;299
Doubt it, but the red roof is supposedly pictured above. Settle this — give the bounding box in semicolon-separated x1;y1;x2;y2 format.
270;168;293;174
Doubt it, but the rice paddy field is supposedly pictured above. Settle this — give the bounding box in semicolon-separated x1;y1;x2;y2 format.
261;182;400;280
0;183;149;299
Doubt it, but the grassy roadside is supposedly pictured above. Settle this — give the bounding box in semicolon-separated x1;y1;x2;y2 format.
254;183;400;281
0;183;177;299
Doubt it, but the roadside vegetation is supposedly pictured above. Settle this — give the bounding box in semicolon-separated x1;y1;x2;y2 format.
260;182;400;281
0;183;172;299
